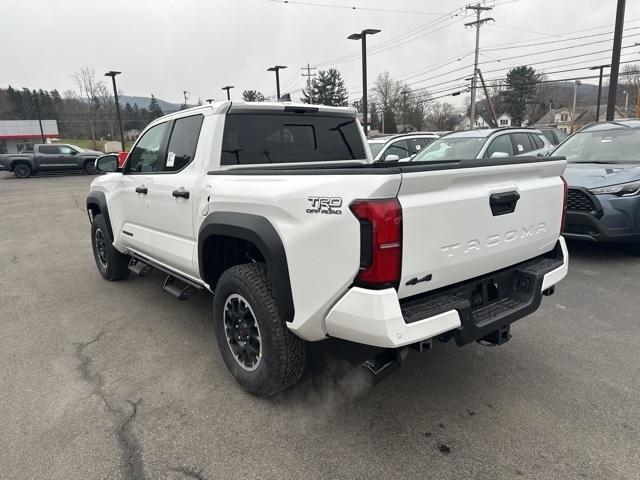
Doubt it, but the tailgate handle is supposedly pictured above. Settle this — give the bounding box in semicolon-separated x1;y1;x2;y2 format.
489;191;520;216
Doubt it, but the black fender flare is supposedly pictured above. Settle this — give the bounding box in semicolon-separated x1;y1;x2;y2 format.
86;191;114;240
198;212;294;324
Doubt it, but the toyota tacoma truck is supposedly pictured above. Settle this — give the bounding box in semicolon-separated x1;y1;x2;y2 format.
86;102;569;396
0;143;103;178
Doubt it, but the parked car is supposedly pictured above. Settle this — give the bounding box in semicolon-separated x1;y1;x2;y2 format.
0;144;103;178
554;120;640;250
87;102;568;396
368;133;439;162
411;128;554;162
538;126;569;146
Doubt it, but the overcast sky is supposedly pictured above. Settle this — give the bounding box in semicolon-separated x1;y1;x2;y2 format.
3;0;640;106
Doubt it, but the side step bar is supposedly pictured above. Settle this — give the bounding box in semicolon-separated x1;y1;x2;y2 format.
127;253;205;301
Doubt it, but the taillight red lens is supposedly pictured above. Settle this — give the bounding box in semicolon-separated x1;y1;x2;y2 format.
561;176;568;232
350;198;402;289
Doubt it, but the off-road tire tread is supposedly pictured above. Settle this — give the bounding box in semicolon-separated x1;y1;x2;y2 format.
91;214;130;281
214;263;306;396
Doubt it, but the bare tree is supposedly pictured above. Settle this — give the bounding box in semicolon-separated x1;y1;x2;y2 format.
425;102;459;131
96;82;115;139
622;64;640;117
72;67;101;146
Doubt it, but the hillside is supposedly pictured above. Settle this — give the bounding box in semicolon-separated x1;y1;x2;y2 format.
118;95;181;112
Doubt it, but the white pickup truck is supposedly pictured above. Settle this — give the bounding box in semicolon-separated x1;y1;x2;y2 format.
87;102;569;396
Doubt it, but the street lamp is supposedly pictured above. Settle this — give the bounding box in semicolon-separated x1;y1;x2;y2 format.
221;86;234;101
571;80;582;134
205;98;215;104
267;66;287;100
348;28;381;137
589;64;610;122
104;71;126;151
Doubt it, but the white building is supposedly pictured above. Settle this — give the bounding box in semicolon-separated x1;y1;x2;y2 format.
458;115;491;130
497;113;513;127
0;120;59;154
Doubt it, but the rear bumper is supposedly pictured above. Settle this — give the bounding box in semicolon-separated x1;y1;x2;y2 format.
325;237;568;349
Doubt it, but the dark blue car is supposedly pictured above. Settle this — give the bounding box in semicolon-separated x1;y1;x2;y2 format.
555;120;640;251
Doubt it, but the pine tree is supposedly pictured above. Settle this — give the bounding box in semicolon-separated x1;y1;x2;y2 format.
302;68;348;106
242;90;266;102
503;66;541;126
149;95;164;119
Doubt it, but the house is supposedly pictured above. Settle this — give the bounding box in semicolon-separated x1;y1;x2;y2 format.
457;114;492;130
534;105;626;134
497;113;513;127
0;120;59;154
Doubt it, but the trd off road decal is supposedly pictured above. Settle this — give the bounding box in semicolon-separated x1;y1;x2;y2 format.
306;197;343;215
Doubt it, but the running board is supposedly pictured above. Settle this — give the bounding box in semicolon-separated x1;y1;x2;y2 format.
163;275;195;301
128;258;153;277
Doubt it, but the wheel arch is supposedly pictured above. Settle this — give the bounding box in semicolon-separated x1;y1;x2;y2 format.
86;191;114;240
198;212;294;324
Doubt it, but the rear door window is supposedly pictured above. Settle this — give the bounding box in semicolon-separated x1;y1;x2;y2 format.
164;114;204;172
221;113;366;165
409;138;427;155
39;145;60;155
530;133;544;150
511;133;533;154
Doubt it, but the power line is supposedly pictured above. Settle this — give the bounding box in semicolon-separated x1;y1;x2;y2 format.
264;0;449;16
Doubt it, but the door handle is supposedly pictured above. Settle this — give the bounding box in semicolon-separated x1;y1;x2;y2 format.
135;186;148;194
172;189;190;199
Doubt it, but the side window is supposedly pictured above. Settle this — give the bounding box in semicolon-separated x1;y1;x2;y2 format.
485;134;514;158
511;133;533;154
530;134;544;150
39;145;60;155
384;139;410;160
59;145;74;154
409;138;426;155
127;123;168;173
164;114;204;172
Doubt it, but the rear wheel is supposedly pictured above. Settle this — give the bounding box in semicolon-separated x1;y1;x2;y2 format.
213;263;306;396
91;214;130;280
13;163;31;178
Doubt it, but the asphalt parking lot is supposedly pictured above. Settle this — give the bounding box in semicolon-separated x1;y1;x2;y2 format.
1;172;639;480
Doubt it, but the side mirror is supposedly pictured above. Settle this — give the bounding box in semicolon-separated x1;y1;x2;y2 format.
490;151;509;159
384;154;400;162
95;154;120;173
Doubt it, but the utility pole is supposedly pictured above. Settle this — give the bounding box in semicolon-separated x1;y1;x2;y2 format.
34;96;45;143
624;91;630;116
465;3;493;130
548;100;553;126
401;89;409;130
571;80;582;133
589;64;610;122
607;0;626;121
182;90;189;109
301;63;317;99
477;69;498;126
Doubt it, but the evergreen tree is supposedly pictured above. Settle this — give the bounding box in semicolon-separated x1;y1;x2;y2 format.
503;66;541;126
241;90;266;102
149;95;164;119
302;68;348;106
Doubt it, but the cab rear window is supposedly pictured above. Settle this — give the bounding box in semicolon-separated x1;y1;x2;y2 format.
221;113;366;165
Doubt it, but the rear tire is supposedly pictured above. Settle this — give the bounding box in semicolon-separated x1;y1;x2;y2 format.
91;214;130;281
213;263;306;397
13;163;31;178
84;159;98;175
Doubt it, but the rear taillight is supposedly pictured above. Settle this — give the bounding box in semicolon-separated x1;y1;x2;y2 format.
350;198;402;289
561;177;568;232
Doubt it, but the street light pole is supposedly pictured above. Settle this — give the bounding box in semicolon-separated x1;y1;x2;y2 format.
104;71;126;151
205;98;214;104
267;65;287;100
348;28;381;137
607;0;626;121
589;64;610;122
571;80;582;134
221;86;234;101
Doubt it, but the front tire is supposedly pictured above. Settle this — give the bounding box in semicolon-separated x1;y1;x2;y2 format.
13;163;31;178
213;263;306;397
91;214;130;280
84;159;98;175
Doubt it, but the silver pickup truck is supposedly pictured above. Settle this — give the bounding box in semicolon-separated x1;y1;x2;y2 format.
0;143;102;178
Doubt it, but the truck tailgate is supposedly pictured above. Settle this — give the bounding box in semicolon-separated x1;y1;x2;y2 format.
397;158;566;299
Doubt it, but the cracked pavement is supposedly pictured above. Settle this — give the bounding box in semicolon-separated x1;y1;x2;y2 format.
1;173;639;479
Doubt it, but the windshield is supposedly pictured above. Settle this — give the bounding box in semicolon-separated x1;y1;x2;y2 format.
68;144;85;152
554;128;640;163
412;136;486;162
368;142;385;158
